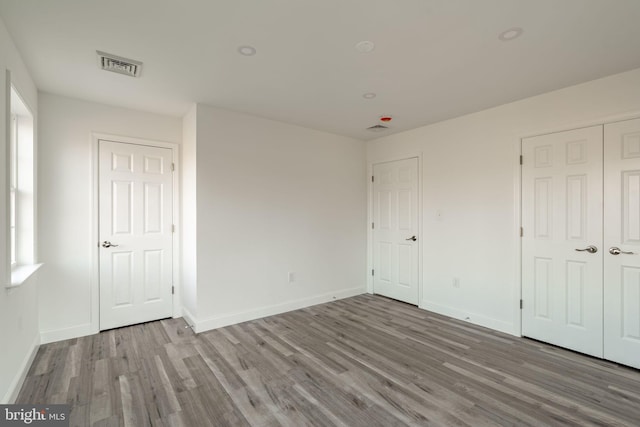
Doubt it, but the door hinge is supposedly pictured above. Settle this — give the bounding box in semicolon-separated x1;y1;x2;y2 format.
172;285;175;295
171;162;175;172
371;176;374;183
372;222;375;229
520;227;523;237
172;224;175;233
519;155;523;165
520;299;523;309
372;269;375;276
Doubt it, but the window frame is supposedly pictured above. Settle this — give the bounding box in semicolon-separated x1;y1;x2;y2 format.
6;78;39;287
9;112;18;267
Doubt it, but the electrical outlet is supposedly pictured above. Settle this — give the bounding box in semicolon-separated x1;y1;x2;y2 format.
288;272;294;283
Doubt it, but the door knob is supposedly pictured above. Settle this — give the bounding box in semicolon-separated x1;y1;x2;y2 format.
575;245;597;253
101;241;119;248
406;236;417;241
609;247;634;255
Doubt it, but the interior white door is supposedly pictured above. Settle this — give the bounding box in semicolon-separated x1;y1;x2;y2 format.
372;158;419;305
604;118;640;369
99;140;174;330
521;126;604;357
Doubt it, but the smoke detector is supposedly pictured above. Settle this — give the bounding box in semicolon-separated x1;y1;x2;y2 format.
367;124;389;132
97;51;143;77
355;41;375;54
499;27;523;41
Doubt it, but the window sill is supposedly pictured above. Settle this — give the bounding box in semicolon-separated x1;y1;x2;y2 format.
8;263;43;288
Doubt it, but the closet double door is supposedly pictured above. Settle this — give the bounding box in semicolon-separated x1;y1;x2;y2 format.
522;118;640;369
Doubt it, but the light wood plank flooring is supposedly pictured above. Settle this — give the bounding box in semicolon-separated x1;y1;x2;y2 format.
17;295;640;426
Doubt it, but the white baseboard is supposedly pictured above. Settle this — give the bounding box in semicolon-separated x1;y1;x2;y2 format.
2;334;40;404
192;287;365;333
40;323;94;345
420;300;518;336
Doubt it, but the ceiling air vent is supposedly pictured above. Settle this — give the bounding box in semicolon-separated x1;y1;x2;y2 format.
97;50;142;77
366;124;389;132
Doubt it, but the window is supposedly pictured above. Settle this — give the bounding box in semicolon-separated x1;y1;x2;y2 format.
7;83;37;286
9;113;17;265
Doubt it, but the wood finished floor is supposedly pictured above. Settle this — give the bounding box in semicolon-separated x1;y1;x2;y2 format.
17;295;640;426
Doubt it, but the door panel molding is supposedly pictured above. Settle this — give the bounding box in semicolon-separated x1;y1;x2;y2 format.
604;117;640;369
367;153;423;306
371;157;420;305
521;115;640;369
91;133;181;334
522;125;604;358
99;140;173;329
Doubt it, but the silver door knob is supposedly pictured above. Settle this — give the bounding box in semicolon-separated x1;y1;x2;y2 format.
575;245;597;253
101;241;119;248
609;247;634;255
406;236;417;241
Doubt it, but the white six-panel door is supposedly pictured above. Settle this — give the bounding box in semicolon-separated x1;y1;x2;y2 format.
523;119;640;369
372;158;419;305
99;140;174;330
604;118;640;369
522;126;604;358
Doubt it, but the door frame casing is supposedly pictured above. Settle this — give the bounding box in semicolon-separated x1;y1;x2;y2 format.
91;133;181;334
367;153;423;306
516;110;640;338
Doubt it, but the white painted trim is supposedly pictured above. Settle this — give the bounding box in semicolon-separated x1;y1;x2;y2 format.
92;133;179;150
367;161;373;295
192;287;365;333
421;300;518;336
172;306;183;319
367;153;423;304
8;263;42;288
4;70;11;287
91;133;181;334
40;323;94;345
513;137;523;337
2;334;39;404
518;110;640;140
91;134;99;335
5;73;39;287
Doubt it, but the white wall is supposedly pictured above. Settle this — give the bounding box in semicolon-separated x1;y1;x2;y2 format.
181;104;197;320
188;104;367;331
37;93;182;342
367;67;640;335
0;16;40;403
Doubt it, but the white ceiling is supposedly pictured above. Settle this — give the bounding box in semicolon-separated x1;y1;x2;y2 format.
1;0;640;140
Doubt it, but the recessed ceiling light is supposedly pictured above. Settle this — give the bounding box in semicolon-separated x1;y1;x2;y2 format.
237;45;257;56
498;27;523;41
355;41;375;54
362;92;377;99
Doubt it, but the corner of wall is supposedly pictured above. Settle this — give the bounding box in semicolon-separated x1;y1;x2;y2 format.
194;286;365;334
